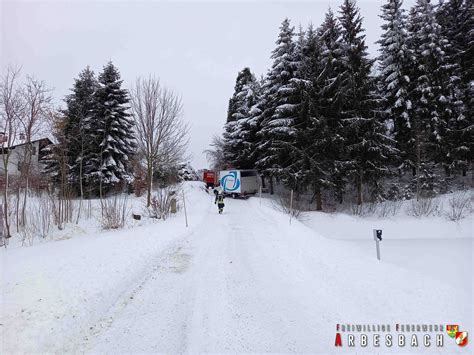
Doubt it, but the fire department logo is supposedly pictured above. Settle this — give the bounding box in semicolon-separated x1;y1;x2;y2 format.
447;325;458;338
455;331;468;347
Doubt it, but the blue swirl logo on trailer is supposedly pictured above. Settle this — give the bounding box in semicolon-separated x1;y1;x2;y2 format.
220;171;240;192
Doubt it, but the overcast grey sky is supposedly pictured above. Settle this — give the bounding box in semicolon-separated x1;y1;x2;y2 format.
1;0;415;169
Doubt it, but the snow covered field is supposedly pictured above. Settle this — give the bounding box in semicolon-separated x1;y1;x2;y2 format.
1;182;472;353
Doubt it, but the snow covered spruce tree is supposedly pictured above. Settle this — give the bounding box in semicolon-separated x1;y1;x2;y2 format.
223;67;260;169
406;0;455;196
85;62;136;196
377;0;414;175
61;66;99;194
255;18;300;186
437;0;472;176
463;0;474;128
284;26;316;192
288;24;333;208
236;77;263;169
338;0;394;205
313;9;347;205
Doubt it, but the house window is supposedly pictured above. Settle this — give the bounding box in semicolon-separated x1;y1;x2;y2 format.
31;146;37;155
19;133;25;140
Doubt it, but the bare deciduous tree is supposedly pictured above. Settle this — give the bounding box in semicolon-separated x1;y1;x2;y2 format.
130;76;189;206
18;76;53;227
204;134;227;171
0;66;24;240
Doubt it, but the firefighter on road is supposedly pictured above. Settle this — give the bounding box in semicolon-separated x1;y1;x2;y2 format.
215;191;225;214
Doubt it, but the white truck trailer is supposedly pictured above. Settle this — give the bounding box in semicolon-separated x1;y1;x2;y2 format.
219;169;260;198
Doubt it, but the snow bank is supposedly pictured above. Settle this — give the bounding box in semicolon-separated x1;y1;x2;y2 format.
0;182;207;353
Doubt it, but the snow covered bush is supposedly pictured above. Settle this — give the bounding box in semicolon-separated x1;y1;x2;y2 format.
272;193;302;219
347;201;378;217
18;201;51;246
148;186;179;220
19;219;36;246
407;197;442;218
49;193;76;230
445;190;471;221
34;196;53;238
377;200;403;218
348;202;364;216
100;194;129;230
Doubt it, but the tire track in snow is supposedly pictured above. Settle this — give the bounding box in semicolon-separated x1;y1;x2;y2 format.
83;193;216;353
68;197;214;353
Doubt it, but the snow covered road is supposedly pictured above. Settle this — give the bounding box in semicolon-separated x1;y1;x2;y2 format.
89;197;335;353
1;183;472;353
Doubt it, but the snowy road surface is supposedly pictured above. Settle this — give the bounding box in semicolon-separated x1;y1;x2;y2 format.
1;183;472;353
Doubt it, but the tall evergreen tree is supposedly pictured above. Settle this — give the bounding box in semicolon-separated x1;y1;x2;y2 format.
63;67;98;190
339;0;392;204
406;0;454;195
377;0;414;174
316;9;347;204
256;18;299;182
85;62;136;192
234;77;262;169
290;23;332;208
223;68;258;168
464;0;474;121
285;26;311;191
437;0;472;175
245;76;267;173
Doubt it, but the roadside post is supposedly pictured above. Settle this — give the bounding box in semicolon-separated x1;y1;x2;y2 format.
182;190;188;227
0;205;3;237
0;206;4;247
373;229;382;260
289;189;294;225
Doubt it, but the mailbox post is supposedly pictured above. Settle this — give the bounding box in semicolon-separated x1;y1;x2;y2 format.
373;229;382;260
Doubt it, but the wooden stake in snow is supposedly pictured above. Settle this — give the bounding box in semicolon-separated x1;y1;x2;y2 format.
0;207;3;240
289;189;294;225
373;229;382;260
182;190;188;228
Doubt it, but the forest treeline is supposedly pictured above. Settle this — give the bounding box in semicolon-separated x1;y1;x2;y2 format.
216;0;472;210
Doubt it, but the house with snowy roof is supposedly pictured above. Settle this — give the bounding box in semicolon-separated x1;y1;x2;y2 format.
0;131;53;176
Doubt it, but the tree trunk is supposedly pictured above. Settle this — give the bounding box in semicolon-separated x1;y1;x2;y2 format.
315;187;322;211
357;171;363;206
445;166;451;177
146;159;153;207
76;154;84;224
21;175;28;227
415;130;421;200
269;175;274;195
16;186;20;230
3;169;11;238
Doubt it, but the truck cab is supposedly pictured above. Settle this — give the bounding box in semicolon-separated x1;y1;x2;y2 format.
203;170;217;188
